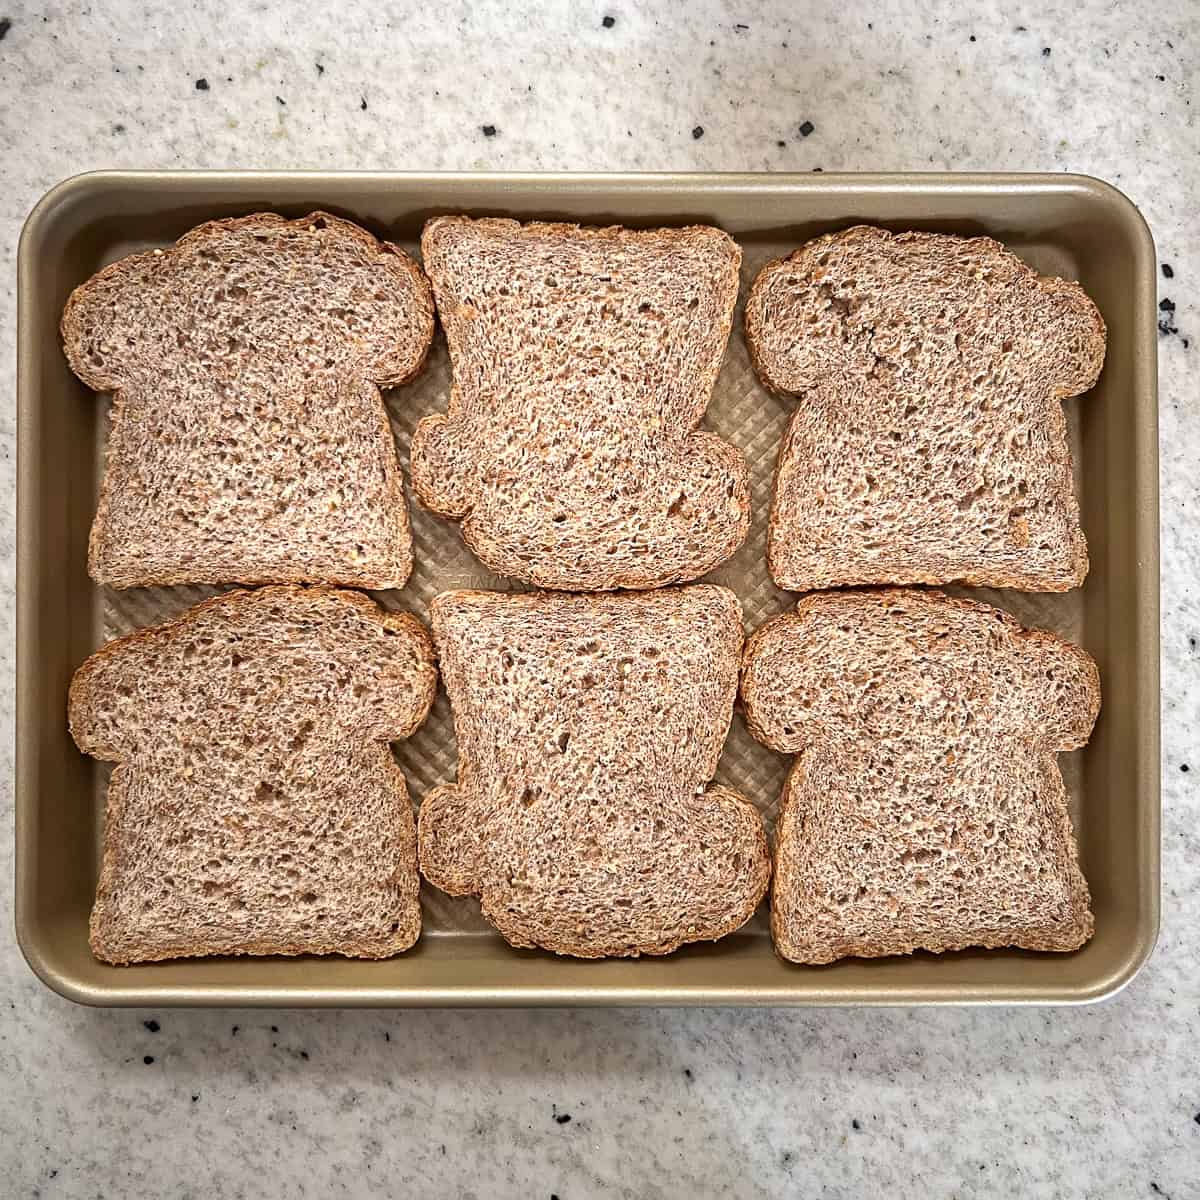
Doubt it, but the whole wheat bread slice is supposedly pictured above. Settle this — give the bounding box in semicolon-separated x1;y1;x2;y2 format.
745;225;1106;592
419;586;770;957
410;216;750;590
740;588;1098;965
61;212;434;589
69;586;437;964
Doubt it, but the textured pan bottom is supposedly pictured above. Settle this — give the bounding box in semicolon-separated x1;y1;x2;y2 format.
96;237;1087;942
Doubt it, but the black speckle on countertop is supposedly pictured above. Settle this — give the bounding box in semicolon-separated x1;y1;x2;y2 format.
360;96;367;110
684;1067;693;1078
276;95;286;106
231;1025;239;1036
191;1093;199;1102
270;1025;278;1033
1156;74;1166;81
48;1170;57;1179
969;34;976;42
143;1019;160;1032
781;1151;795;1169
113;123;126;134
776;139;786;147
692;125;704;139
1188;636;1195;649
551;1194;561;1200
1181;763;1189;772
799;119;815;137
555;1112;572;1124
195;77;209;91
734;23;749;31
602;14;614;27
383;1031;390;1042
0;17;11;41
1150;1184;1172;1200
481;124;497;137
315;61;324;75
1042;46;1051;56
852;1118;862;1129
1015;24;1027;31
1162;263;1174;278
1158;296;1188;346
143;1055;155;1065
299;1049;309;1060
1193;1111;1200;1124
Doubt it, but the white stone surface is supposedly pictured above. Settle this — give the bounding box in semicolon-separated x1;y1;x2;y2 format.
1;2;1197;1196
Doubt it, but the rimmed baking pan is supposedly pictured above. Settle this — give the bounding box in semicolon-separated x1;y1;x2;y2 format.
15;171;1160;1005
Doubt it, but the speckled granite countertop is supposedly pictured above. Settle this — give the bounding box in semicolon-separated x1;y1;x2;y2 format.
1;2;1197;1197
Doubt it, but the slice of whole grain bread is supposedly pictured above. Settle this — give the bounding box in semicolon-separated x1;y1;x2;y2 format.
740;587;1098;965
419;586;771;957
61;212;434;589
69;585;437;964
410;216;750;590
745;225;1106;593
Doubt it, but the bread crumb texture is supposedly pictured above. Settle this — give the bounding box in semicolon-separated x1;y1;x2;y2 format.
69;586;437;963
745;225;1106;592
741;588;1098;964
61;212;434;589
420;586;771;957
411;217;750;590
